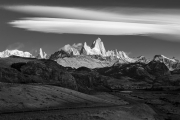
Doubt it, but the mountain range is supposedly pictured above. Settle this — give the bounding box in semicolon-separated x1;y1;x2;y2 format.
0;38;179;70
0;48;47;59
0;49;33;58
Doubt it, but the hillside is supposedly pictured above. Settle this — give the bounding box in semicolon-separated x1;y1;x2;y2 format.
0;83;127;113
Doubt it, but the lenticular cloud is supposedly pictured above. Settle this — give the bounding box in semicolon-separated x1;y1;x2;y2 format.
9;17;179;36
3;5;180;40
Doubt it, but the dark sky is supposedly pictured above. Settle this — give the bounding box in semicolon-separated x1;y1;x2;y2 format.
0;0;180;59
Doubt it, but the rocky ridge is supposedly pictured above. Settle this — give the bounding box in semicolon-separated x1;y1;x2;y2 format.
49;38;137;68
36;48;48;59
57;38;135;62
49;38;180;70
153;55;180;71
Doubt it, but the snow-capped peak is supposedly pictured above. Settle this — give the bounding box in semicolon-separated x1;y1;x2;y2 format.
153;55;179;71
39;48;47;59
153;55;178;63
57;38;135;63
0;49;33;58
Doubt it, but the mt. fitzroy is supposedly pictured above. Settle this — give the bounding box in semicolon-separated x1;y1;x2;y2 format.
53;38;135;62
49;38;137;68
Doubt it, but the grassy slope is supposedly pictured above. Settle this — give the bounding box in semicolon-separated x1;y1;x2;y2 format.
0;84;158;120
0;83;127;113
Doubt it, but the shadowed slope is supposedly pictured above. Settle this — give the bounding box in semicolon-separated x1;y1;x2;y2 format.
0;84;127;113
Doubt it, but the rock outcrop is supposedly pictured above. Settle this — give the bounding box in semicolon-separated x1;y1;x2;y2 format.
136;56;150;63
39;48;47;59
36;48;47;59
80;38;135;63
81;38;106;56
61;44;80;55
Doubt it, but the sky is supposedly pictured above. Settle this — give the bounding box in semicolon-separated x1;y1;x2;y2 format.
0;0;180;59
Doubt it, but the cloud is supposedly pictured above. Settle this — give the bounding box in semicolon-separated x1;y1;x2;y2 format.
9;17;180;36
7;42;24;50
3;5;180;23
3;5;180;41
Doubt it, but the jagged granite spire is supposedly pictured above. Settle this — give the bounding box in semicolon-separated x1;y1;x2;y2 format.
38;48;47;59
81;38;106;56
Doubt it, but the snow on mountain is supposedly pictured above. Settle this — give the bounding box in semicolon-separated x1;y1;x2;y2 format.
61;44;80;55
57;38;135;63
80;38;135;62
39;48;47;59
90;38;106;56
136;56;150;63
0;49;33;58
80;38;107;56
106;50;135;63
153;55;180;71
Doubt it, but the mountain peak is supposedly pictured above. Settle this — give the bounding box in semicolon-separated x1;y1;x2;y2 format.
52;38;135;64
38;48;47;59
91;38;106;56
61;44;80;56
153;55;179;71
80;38;106;56
91;37;101;48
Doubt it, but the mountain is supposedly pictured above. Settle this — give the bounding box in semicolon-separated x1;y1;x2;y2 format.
49;50;72;60
136;56;150;63
54;55;117;68
56;38;134;61
80;38;135;63
39;48;47;59
50;38;135;68
153;55;180;71
0;49;33;58
36;48;48;59
81;38;106;56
